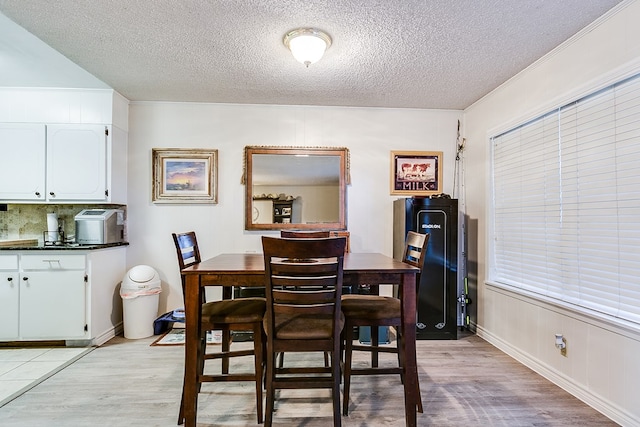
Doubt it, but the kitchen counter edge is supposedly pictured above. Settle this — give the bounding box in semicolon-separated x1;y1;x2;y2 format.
0;242;129;251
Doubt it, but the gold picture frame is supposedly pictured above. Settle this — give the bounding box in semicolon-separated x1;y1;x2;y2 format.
390;150;443;196
152;148;218;203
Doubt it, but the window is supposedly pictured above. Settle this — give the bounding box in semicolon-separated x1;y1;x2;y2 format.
491;73;640;326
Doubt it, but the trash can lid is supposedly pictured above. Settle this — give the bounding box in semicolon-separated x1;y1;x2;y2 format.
121;265;161;298
127;265;158;283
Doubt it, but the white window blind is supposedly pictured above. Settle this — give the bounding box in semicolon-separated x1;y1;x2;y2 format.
491;73;640;325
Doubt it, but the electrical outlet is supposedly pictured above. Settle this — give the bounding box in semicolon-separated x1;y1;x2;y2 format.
555;333;567;357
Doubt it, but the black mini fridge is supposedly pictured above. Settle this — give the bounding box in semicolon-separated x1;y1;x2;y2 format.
393;197;459;339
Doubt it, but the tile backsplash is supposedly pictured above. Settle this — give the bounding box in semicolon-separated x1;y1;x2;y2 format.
0;204;126;243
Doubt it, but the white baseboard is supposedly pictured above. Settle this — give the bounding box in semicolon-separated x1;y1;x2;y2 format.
91;322;123;347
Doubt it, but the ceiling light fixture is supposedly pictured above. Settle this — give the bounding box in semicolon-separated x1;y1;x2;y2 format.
283;28;332;67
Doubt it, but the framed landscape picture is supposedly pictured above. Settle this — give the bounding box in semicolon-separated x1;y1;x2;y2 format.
390;151;442;196
152;148;218;203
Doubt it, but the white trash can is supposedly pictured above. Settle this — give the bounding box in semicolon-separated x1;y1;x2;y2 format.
120;265;161;339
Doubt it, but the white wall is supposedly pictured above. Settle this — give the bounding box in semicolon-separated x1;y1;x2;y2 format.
464;1;640;425
126;102;461;310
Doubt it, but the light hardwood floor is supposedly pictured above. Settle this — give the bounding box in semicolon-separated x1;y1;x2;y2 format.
0;333;617;426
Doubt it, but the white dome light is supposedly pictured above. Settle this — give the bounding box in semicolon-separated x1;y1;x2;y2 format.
283;28;332;67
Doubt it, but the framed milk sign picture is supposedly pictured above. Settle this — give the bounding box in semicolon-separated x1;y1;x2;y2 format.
152;148;218;203
390;151;442;196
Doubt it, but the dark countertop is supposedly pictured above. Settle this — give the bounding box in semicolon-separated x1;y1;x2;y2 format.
0;242;129;251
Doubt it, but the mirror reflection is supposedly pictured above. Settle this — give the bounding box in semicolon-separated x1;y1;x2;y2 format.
244;147;347;231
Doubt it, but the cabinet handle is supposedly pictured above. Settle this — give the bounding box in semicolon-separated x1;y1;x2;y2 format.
35;191;41;197
49;192;55;197
22;276;28;281
7;277;12;282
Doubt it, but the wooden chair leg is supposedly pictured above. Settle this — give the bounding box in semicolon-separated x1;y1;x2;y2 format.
221;287;233;374
331;345;342;427
396;327;405;385
265;350;276;427
221;329;231;374
198;335;206;392
371;326;379;367
416;375;424;413
253;324;264;424
342;324;354;416
177;389;185;425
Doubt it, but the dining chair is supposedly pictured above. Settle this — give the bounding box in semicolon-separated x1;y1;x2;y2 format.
341;230;429;416
280;230;353;362
279;230;333;368
172;232;266;425
261;236;347;427
281;230;356;358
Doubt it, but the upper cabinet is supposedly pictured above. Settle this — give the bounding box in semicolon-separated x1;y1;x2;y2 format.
46;124;107;201
0;123;46;200
0;123;126;203
0;88;128;204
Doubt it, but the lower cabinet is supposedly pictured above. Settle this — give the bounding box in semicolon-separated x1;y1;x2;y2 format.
19;270;86;340
0;247;126;345
0;255;19;340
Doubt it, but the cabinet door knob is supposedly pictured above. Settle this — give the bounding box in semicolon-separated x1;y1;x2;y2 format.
22;276;28;281
49;192;55;197
7;277;12;282
35;191;41;196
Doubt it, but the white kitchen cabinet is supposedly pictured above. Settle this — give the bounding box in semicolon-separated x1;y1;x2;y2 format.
0;255;19;340
46;124;107;201
0;124;46;201
19;270;86;339
0;123;126;204
1;246;127;345
19;254;87;340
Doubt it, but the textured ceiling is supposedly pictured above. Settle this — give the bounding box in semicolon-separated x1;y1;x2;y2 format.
0;0;624;110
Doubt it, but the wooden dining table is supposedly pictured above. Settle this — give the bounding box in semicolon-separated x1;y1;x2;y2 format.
181;252;420;427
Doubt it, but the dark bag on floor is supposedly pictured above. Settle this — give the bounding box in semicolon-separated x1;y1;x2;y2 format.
153;309;185;335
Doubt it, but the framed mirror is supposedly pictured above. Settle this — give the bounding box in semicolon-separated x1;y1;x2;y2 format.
244;146;348;231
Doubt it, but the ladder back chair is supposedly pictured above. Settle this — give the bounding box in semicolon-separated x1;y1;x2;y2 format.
279;230;333;367
341;230;429;416
172;232;266;425
281;230;354;358
262;236;347;427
